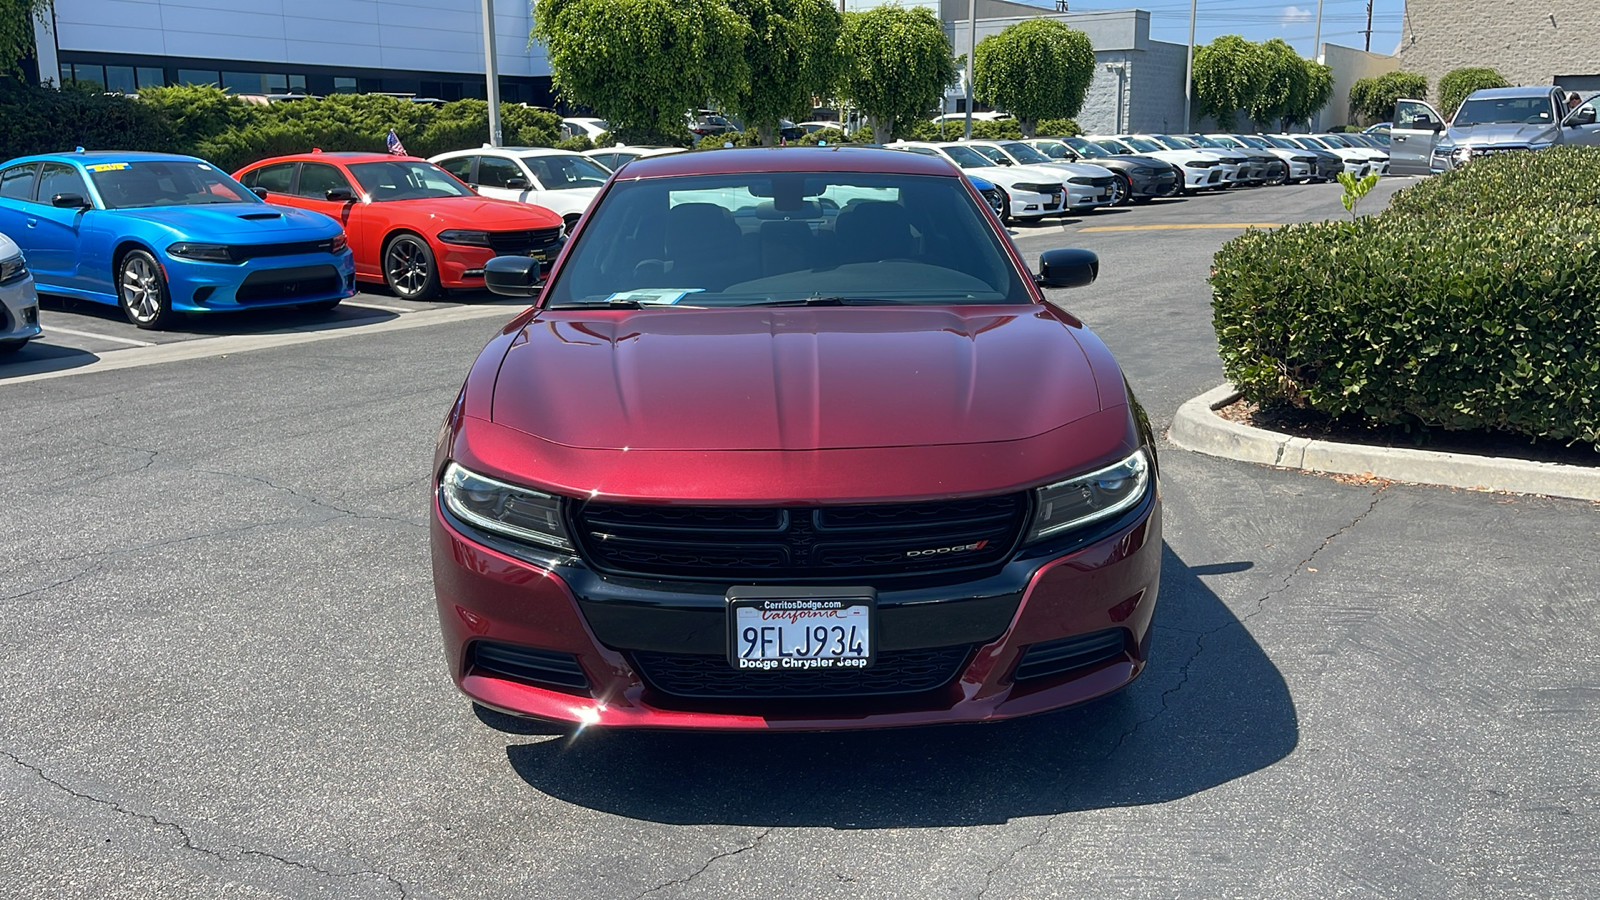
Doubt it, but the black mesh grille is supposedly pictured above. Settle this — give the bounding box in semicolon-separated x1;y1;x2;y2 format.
573;494;1028;583
633;645;972;698
235;265;342;303
231;239;341;261
487;227;564;255
1013;629;1127;682
469;641;590;694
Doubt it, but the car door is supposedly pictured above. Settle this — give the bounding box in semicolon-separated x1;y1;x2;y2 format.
1560;94;1600;146
292;162;370;274
474;156;532;204
1390;99;1445;175
0;163;39;252
25;162;97;291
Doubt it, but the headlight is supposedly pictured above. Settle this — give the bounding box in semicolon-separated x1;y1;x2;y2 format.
167;242;234;262
1011;182;1058;194
1025;449;1150;544
325;234;348;254
439;462;572;551
437;229;492;246
0;252;26;284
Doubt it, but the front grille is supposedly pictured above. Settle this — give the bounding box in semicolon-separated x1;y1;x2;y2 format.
235;264;343;303
1469;145;1528;157
231;239;341;261
1067;176;1115;187
572;494;1029;583
1013;629;1128;682
633;645;972;698
469;641;590;694
486;227;564;256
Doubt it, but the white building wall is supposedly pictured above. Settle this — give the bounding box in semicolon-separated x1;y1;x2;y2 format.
1319;42;1400;128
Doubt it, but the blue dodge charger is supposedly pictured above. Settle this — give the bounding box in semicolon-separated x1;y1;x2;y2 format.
0;150;356;329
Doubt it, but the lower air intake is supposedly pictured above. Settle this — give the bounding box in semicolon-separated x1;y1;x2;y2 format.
1012;629;1128;682
470;642;590;694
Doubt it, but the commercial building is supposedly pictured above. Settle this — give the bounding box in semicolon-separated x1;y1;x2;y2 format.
1395;0;1600;94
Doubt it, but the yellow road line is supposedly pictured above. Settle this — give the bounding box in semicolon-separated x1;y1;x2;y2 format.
1076;223;1284;232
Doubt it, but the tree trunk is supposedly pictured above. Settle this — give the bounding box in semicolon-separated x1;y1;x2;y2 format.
1020;118;1036;139
758;123;776;147
871;115;893;144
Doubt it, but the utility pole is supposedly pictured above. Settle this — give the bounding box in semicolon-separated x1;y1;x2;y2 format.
482;0;502;146
1363;0;1374;51
1182;0;1197;131
1312;0;1324;60
964;0;976;140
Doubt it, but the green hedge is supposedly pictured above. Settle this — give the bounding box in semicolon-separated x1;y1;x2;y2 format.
0;81;180;159
1384;146;1600;220
1438;67;1509;120
1211;163;1600;445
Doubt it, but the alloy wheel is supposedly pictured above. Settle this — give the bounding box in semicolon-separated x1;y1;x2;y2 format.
385;237;432;299
119;254;168;326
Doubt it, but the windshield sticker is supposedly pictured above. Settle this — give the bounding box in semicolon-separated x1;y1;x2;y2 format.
85;162;131;172
605;289;705;306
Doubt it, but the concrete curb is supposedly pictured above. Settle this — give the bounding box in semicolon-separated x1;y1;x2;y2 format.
1169;383;1600;502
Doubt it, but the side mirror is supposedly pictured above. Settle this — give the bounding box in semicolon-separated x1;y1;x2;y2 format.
1571;109;1597;126
251;186;270;200
484;255;543;297
51;193;90;209
504;177;531;190
1037;247;1098;289
325;186;356;202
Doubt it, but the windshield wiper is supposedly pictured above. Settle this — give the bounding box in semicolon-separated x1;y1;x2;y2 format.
550;297;643;309
744;296;902;307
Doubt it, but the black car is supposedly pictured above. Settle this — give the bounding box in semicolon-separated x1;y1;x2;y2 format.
1025;137;1179;204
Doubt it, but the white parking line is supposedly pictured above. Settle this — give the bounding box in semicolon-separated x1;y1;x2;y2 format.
41;326;156;347
345;300;413;314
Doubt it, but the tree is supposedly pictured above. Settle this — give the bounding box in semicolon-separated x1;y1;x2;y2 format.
1247;38;1308;130
726;0;843;146
1348;70;1428;123
1286;59;1334;130
1193;36;1266;130
0;0;49;76
1438;67;1510;120
534;0;750;144
972;19;1094;139
838;4;956;144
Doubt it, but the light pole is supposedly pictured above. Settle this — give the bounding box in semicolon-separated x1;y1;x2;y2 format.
482;0;503;146
964;0;976;140
1312;0;1324;60
1182;0;1197;131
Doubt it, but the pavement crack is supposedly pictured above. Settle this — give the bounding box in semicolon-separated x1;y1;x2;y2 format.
631;828;773;900
196;468;426;529
1;749;410;898
974;818;1054;899
1242;481;1390;625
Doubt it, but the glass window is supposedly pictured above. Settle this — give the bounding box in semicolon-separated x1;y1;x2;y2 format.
968;145;1009;165
333;77;357;93
87;160;253;209
58;63;72;87
288;74;306;93
0;164;37;200
222;71;266;93
136;67;165;88
476;156;525;189
522;155;612;190
36;163;89;205
263;73;289;94
998;142;1053;164
73;64;106;91
1454;96;1555;127
297;163;352;198
939;145;993;168
247;163;296;194
436;156;474;181
104;66;136;93
346;160;473;200
178;69;219;87
543;172;1029;308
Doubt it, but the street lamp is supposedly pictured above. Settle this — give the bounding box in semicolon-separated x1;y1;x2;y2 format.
483;0;503;146
1182;0;1196;131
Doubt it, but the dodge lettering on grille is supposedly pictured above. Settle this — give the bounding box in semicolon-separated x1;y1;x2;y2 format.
906;540;989;558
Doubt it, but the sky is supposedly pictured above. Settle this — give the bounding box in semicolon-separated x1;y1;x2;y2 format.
1011;0;1407;58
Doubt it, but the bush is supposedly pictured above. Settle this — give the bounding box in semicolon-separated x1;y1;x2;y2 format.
1036;118;1081;137
1384;145;1600;220
556;135;595;152
1348;70;1428;123
1211;159;1600;445
0;81;179;159
1438;67;1511;120
798;127;848;145
696;129;762;149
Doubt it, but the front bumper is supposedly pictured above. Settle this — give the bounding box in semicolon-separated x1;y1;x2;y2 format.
431;489;1162;731
168;249;356;312
1064;184;1112;210
1008;189;1067;219
0;274;41;344
1128;170;1177;197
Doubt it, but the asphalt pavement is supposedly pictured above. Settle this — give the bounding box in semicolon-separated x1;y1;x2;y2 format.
3;176;1597;899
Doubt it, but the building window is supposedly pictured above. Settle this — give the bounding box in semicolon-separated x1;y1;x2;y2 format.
334;77;357;93
289;74;307;93
58;63;72;86
178;69;220;86
73;63;106;90
104;65;136;93
136;67;165;88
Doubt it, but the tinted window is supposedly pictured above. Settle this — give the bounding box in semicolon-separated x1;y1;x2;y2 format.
346;160;473;200
0;164;37;200
88;160;255;209
477;156;525;189
999;142;1054;164
544;172;1030;309
437;156;474;181
36;163;89;204
247;163;296;194
588;153;621;169
521;155;611;190
297;163;352;198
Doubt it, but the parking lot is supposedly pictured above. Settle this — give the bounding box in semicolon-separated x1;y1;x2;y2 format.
4;176;1597;899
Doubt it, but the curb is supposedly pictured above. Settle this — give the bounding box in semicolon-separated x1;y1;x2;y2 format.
1169;383;1600;502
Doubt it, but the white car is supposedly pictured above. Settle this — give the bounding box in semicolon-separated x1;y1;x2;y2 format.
1208;134;1317;183
1312;133;1390;174
1272;135;1372;177
888;141;1066;221
1091;136;1226;193
431;147;612;231
559;118;610;142
1;232;40;354
583;146;688;171
962;140;1118;211
929;111;1013;124
1134;134;1243;185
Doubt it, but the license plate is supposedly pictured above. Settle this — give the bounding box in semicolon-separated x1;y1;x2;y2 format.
726;586;875;671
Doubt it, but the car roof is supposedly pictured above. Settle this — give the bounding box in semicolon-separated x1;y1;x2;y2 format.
5;150;206;166
1466;87;1552;100
243;152;400;166
616;146;957;178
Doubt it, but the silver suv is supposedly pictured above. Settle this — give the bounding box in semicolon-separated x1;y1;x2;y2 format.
1389;86;1600;175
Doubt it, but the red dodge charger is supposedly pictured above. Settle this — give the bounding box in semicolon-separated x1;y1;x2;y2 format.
431;147;1162;731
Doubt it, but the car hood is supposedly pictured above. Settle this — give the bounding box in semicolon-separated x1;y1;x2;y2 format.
1446;122;1558;146
1040;162;1117;178
491;305;1103;451
377;196;563;229
977;165;1070;186
110;203;341;240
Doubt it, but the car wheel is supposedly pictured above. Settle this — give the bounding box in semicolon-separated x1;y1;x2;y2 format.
1109;173;1131;206
562;213;582;234
996;187;1012;225
0;339;28;354
383;233;440;301
1266;166;1287;186
117;249;176;329
298;298;342;313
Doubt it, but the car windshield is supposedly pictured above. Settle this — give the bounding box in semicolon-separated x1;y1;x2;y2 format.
1454;96;1553;127
1205;136;1243;148
347;160;474;200
1234;135;1269;149
1185;135;1224;148
1318;135;1353;147
939;145;995;169
87;160;257;209
542;172;1031;309
999;142;1054;164
1155;135;1198;149
521;154;612;190
968;145;1011;165
1063;137;1112;158
1298;136;1332;149
1030;141;1072;159
1263;136;1301;149
1123;137;1165;153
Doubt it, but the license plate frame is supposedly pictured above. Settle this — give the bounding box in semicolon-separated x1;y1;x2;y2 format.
725;585;877;672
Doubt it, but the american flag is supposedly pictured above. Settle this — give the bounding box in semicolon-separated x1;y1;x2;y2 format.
386;128;408;156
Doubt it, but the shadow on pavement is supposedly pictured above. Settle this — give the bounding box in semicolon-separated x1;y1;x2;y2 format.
502;543;1297;827
0;341;99;377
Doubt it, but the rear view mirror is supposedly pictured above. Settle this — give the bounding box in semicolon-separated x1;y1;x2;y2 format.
51;193;90;209
1037;247;1099;289
484;255;543;297
325;187;356;202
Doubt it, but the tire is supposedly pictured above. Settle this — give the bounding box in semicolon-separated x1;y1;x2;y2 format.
382;233;440;301
1109;173;1131;207
996;187;1012;225
298;298;342;313
117;249;176;329
562;213;582;234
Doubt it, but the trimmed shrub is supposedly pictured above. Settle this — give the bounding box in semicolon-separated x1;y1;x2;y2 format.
1348;70;1428;123
1384;145;1600;220
1036;118;1081;137
1438;67;1510;120
696;129;762;149
0;80;179;159
1211;204;1600;445
556;135;595;152
798;127;848;145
